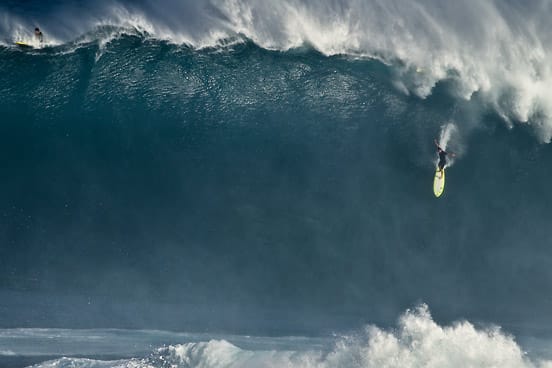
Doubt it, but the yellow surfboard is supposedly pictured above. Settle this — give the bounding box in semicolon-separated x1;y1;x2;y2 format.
15;41;33;48
433;168;445;197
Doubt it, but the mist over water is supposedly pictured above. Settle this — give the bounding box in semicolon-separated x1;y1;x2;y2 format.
2;0;552;366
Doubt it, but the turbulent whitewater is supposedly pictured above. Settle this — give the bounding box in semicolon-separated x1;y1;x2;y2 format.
2;0;552;367
2;306;552;368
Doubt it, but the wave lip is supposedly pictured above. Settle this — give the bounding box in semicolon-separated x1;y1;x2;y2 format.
5;0;552;139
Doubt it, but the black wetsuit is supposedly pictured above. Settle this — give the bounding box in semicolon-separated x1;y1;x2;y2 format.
438;150;447;170
35;29;43;42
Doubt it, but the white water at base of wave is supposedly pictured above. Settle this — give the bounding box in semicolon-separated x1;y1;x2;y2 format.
3;0;552;141
23;305;552;368
159;305;549;368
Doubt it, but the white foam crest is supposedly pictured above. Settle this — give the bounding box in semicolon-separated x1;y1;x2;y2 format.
154;305;550;368
207;0;552;141
94;6;242;49
159;340;318;368
354;305;528;368
211;0;362;52
27;357;150;368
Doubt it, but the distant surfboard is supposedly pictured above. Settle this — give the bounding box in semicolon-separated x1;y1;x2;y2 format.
15;41;33;48
433;168;445;197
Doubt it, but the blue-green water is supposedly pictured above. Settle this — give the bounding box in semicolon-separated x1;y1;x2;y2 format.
3;1;552;366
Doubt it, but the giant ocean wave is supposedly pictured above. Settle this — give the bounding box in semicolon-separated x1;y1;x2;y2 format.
3;0;552;139
2;1;552;367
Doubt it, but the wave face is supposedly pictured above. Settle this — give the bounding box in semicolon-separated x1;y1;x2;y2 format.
2;0;552;362
3;0;552;138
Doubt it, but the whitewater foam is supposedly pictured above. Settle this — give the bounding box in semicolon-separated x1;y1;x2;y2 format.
144;306;552;368
21;305;552;368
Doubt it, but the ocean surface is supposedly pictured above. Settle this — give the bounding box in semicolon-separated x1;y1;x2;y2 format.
2;0;552;367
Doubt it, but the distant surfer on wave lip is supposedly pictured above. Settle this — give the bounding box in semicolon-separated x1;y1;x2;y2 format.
34;27;43;43
434;139;455;178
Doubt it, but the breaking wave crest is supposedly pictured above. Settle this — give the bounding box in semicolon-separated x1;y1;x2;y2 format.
3;0;552;140
28;306;552;368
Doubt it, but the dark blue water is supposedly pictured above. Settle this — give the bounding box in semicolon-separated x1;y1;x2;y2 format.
2;1;552;367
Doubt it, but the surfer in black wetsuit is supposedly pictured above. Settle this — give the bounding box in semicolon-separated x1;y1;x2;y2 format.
434;139;455;178
34;27;43;43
